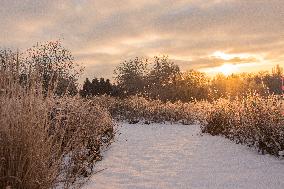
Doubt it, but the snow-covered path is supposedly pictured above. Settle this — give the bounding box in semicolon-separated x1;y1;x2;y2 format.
83;123;284;189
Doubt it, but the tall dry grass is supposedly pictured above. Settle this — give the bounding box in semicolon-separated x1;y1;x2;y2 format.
200;94;284;156
0;49;114;188
92;95;209;125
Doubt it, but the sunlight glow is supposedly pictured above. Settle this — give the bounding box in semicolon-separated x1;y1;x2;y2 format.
207;51;264;76
218;64;237;76
212;51;256;60
212;51;233;60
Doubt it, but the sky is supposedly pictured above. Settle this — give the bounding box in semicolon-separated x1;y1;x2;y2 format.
0;0;283;81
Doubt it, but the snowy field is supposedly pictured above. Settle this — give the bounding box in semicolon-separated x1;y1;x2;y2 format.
82;123;284;189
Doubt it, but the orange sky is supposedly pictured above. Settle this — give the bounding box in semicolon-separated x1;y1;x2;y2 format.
0;0;283;80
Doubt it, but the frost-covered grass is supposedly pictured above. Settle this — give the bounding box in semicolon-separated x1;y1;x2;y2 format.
200;95;284;157
0;50;114;189
0;88;114;189
92;95;209;124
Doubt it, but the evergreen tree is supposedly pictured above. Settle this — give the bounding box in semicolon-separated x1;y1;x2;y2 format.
80;78;92;97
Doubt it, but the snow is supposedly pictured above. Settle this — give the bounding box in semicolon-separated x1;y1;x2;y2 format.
82;123;284;189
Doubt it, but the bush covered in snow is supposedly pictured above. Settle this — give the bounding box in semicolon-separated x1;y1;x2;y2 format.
92;95;206;124
200;94;284;157
0;43;114;189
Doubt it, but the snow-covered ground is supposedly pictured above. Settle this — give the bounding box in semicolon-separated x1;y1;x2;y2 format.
82;123;284;189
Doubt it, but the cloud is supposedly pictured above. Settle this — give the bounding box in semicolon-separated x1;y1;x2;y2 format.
0;0;283;79
173;55;259;71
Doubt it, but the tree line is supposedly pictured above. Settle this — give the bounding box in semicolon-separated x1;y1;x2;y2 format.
81;56;284;102
2;41;282;102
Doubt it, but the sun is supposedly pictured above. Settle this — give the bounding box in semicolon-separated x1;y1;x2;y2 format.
218;64;235;76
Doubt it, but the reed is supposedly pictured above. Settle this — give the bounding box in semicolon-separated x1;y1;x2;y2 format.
0;46;114;189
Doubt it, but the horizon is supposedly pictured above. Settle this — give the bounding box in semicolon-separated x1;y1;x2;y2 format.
1;0;283;81
79;60;282;84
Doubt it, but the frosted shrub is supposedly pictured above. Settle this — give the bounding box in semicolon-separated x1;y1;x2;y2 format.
0;94;114;189
0;45;114;189
201;95;284;156
93;95;197;124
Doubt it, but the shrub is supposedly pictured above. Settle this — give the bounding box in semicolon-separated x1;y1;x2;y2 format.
200;94;284;156
92;95;199;124
0;44;114;189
